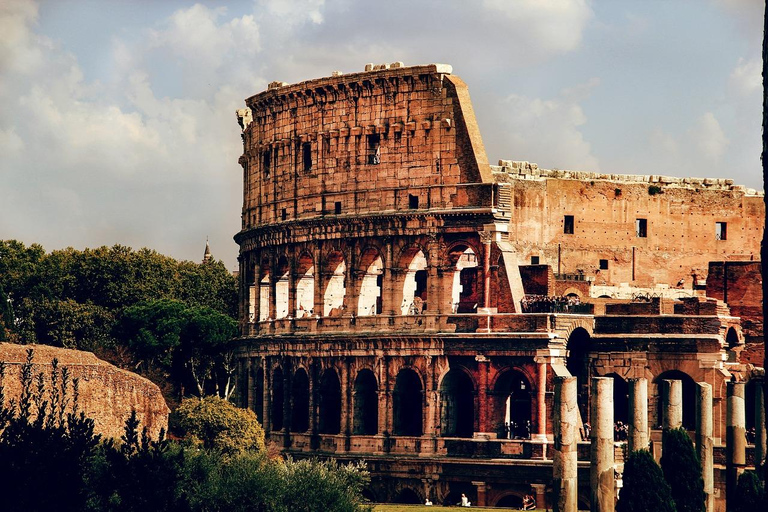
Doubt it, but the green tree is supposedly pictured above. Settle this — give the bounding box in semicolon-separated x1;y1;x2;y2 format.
172;395;265;454
733;470;766;512
616;449;676;512
661;427;705;512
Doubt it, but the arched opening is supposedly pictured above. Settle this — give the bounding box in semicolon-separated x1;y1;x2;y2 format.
494;369;533;439
271;367;284;431
296;252;315;317
290;368;309;432
253;367;264;423
439;368;475;437
318;369;342;434
393;368;423;436
353;369;378;435
246;264;257;322
726;327;740;349
449;245;479;313
654;370;697;430
400;248;428;315
259;257;271;321
323;251;347;316
357;248;383;316
495;494;524;508
606;373;629;425
394;488;421;504
566;327;591;421
275;256;289;319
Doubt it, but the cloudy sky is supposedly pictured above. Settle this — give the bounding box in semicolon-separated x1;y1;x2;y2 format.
0;0;763;268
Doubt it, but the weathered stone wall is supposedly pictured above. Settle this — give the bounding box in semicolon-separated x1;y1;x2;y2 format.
0;343;169;440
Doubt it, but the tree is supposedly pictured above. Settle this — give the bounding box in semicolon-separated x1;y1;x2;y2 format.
172;396;265;454
616;449;676;512
661;427;705;512
733;470;766;512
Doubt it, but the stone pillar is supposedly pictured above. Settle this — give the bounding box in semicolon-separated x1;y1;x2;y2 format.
482;240;492;309
262;358;272;433
661;379;683;430
534;357;548;442
553;376;578;512
628;378;648;452
313;246;323;317
476;357;490;433
531;483;547;510
287;254;296;319
472;481;487;507
754;378;766;471
590;377;614;512
252;256;261;325
696;382;714;512
340;358;350;437
726;380;746;511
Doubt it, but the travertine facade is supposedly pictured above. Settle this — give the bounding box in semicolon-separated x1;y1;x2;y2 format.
233;63;764;509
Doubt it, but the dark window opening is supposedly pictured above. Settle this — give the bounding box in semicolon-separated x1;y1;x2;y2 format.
334;201;342;214
599;259;609;270
263;149;271;178
409;194;419;209
394;131;402;143
636;218;647;238
716;222;727;240
302;142;312;172
367;134;381;164
281;208;287;221
531;256;540;265
564;215;574;234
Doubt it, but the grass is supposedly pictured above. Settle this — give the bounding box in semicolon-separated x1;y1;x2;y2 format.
372;506;546;511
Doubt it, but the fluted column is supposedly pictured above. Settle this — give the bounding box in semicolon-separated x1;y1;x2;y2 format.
534;357;548;442
590;377;614;512
696;382;714;512
726;380;746;511
628;378;648;452
661;379;682;430
553;376;578;512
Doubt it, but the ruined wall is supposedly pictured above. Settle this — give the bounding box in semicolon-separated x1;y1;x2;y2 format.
0;343;169;440
497;162;764;289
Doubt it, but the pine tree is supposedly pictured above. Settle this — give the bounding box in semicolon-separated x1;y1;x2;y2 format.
616;449;676;512
733;471;766;512
661;427;705;512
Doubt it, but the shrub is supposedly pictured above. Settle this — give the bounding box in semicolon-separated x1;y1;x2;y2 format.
616;449;676;512
661;428;704;512
733;470;765;512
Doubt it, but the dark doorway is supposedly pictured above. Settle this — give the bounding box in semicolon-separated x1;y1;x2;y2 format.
319;369;342;434
291;368;309;432
394;369;423;436
353;369;379;435
272;368;284;431
440;368;475;437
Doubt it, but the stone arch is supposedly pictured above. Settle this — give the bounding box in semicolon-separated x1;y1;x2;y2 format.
398;245;428;315
495;493;525;508
295;252;315;317
353;369;379;435
566;327;591;420
259;256;271;321
323;250;347;316
357;247;384;316
493;368;533;439
318;368;342;434
562;287;583;298
272;366;284;431
653;370;697;429
290;367;310;432
726;326;740;349
439;367;476;437
605;372;629;424
447;243;480;313
393;367;423;436
275;255;290;319
394;488;421;504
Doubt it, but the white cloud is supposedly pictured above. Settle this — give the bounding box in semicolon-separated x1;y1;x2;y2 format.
646;112;730;176
729;57;761;97
689;112;729;160
261;0;326;25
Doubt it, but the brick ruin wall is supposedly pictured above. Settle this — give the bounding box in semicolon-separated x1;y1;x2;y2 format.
0;343;169;440
495;162;764;290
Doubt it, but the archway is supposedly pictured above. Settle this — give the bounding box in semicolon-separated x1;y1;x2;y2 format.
275;255;289;319
323;251;347;316
654;370;696;429
606;373;629;424
400;248;427;315
439;368;475;437
318;369;342;434
259;257;271;321
393;368;423;436
272;367;284;431
353;369;378;435
726;327;740;349
357;248;383;316
291;368;309;432
296;252;315;317
566;327;591;421
494;369;532;439
394;488;421;504
495;494;524;508
449;245;479;313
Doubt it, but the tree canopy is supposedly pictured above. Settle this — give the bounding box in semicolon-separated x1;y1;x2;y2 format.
616;449;676;512
660;427;705;512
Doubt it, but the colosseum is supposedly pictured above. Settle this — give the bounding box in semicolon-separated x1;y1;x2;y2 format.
232;63;765;509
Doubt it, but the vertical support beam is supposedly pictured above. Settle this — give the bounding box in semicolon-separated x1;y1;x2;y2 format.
340;358;350;438
245;357;254;411
628;378;648;453
476;357;490;433
534;357;548;442
424;356;437;442
553;376;578;512
287;249;296;319
252;254;261;326
754;378;766;471
262;358;271;433
482;239;491;309
269;252;278;320
726;380;746;511
696;382;714;512
590;377;614;512
662;379;683;430
313;245;323;317
472;481;487;507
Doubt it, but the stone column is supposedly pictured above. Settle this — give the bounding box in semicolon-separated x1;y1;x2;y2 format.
628;378;648;452
590;377;614;512
661;379;683;430
696;382;714;512
534;357;548;442
531;483;547;510
472;481;487;507
476;357;490;433
482;240;492;309
252;256;261;325
754;378;766;471
553;376;578;512
726;380;746;511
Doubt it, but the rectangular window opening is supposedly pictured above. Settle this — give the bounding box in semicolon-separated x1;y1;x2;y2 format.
367;134;381;165
716;222;727;240
599;259;609;270
334;201;342;215
409;194;419;209
636;218;647;238
302;142;312;173
564;215;574;234
281;208;287;221
263;149;271;178
531;256;540;265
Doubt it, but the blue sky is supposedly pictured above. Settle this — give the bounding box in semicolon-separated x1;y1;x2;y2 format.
0;0;763;267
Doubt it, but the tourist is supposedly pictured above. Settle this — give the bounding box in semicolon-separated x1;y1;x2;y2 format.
460;493;471;507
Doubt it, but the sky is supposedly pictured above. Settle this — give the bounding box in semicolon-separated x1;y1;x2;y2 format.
0;0;764;269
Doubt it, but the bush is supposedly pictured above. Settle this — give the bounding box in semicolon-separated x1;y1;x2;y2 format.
616;449;676;512
661;428;704;512
733;470;765;512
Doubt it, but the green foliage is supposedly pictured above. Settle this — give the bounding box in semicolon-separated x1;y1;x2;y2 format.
616;449;676;512
0;283;12;341
172;395;265;454
733;470;766;512
661;427;705;512
648;185;664;196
